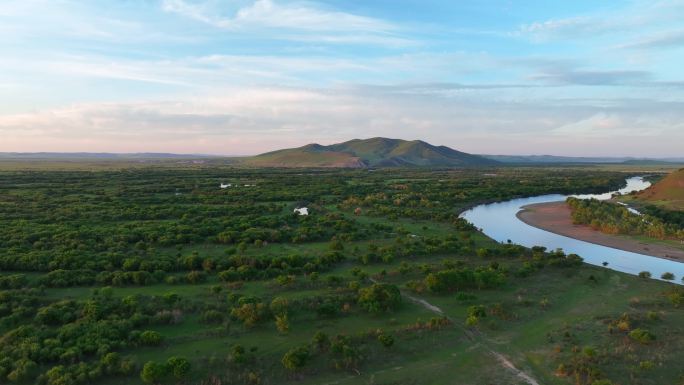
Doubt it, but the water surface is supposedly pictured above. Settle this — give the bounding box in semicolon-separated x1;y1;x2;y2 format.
461;177;684;281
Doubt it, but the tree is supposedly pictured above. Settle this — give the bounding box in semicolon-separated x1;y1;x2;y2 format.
140;361;166;384
661;272;675;280
231;302;267;328
166;356;191;380
7;359;37;382
100;352;121;374
638;271;652;279
357;283;402;313
275;314;290;334
465;305;486;326
139;330;163;346
229;344;253;365
312;331;329;351
282;346;310;372
270;297;289;316
377;333;394;348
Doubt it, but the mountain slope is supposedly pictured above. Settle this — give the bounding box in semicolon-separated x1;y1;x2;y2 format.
246;137;497;168
637;168;684;210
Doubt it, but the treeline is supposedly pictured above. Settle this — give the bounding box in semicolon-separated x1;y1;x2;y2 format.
567;198;684;240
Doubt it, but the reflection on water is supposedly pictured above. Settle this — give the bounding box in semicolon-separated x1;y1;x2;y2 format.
461;177;684;282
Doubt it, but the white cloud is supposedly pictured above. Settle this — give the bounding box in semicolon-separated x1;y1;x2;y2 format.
514;0;684;43
550;112;683;138
619;29;684;49
162;0;393;31
2;86;684;156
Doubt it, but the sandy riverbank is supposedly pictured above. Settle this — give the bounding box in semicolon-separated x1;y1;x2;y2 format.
517;201;684;263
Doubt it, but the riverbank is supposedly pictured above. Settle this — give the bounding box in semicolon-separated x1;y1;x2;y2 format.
517;201;684;263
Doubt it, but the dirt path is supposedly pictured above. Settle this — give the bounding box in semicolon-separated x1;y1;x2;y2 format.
517;201;684;262
402;291;541;385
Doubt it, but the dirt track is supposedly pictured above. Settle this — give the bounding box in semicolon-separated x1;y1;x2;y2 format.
517;201;684;262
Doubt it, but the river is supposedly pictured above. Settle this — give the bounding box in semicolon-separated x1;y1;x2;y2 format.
460;177;684;282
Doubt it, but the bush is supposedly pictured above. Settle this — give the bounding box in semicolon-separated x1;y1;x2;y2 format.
139;330;163;346
201;310;224;324
661;272;675;280
282;346;310;371
638;271;652;279
357;283;402;313
166;356;191;380
628;328;655;344
377;333;394;348
140;361;166;384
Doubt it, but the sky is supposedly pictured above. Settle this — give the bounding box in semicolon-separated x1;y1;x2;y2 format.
1;0;684;156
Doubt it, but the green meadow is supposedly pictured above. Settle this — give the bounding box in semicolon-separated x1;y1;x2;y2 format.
1;165;683;385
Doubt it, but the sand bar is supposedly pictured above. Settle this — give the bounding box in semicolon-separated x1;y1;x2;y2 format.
517;201;684;263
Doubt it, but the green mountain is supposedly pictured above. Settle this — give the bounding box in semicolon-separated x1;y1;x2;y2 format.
246;137;498;168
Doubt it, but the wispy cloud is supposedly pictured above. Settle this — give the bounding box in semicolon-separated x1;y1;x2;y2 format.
3;86;684;156
529;69;652;86
619;29;684;49
513;0;684;43
161;0;409;45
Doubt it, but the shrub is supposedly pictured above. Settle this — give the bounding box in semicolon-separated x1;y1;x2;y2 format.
139;330;163;346
312;331;329;351
357;283;402;313
661;272;675;280
282;346;310;371
377;333;394;348
166;356;191;380
638;271;652;279
140;361;166;384
201;310;224;324
628;328;655;344
275;314;290;334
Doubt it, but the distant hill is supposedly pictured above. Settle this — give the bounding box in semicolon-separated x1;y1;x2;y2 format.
246;137;498;168
637;168;684;210
483;155;684;164
0;152;214;160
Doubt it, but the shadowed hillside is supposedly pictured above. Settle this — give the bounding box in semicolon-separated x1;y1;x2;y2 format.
246;137;498;168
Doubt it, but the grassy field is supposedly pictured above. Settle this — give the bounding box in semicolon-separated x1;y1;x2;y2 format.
1;165;683;385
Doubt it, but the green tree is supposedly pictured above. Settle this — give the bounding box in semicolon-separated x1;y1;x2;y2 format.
357;283;402;313
282;346;310;372
166;356;191;380
140;361;166;384
377;333;394;348
275;314;290;334
139;330;163;346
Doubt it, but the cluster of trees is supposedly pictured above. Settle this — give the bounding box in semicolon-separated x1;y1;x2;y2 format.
339;170;626;221
424;267;506;293
0;287;196;384
140;356;191;384
282;328;399;375
567;198;683;240
0;167;637;384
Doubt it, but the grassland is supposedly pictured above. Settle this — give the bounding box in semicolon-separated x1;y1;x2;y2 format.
1;164;683;385
632;168;684;210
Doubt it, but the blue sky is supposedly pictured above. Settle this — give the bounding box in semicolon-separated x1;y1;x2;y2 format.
1;0;684;156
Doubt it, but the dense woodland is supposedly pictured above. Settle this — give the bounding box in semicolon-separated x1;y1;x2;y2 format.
1;166;683;385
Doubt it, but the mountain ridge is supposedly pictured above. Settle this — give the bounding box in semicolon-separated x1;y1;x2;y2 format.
246;137;498;168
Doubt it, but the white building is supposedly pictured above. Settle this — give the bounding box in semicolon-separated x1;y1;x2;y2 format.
294;207;309;216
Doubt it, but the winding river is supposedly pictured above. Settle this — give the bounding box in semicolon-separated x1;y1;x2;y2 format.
460;177;684;281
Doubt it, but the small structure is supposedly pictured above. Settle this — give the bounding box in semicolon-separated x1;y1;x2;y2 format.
220;183;232;189
294;207;309;216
